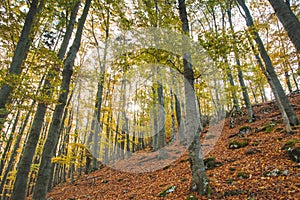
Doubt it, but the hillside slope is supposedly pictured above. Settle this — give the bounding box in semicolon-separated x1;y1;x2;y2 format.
46;93;300;200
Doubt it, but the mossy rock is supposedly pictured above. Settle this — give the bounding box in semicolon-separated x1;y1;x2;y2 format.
223;189;248;197
225;178;235;185
186;195;198;200
229;138;249;149
239;126;251;134
237;171;250;179
251;140;261;146
203;157;222;170
288;147;300;163
261;122;277;133
275;127;284;132
281;139;300;163
158;186;176;197
281;139;299;150
245;148;260;155
204;157;215;170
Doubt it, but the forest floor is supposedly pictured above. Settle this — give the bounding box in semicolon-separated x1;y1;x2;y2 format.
47;93;300;200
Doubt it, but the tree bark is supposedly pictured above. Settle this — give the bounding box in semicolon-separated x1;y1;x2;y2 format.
178;0;209;195
32;1;91;199
268;0;300;53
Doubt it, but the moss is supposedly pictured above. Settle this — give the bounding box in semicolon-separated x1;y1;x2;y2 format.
281;139;299;150
229;138;249;149
261;122;277;133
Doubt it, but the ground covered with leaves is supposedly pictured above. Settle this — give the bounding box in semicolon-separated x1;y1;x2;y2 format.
47;94;300;200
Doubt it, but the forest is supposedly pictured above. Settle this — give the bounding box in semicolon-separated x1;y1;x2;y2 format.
0;0;300;199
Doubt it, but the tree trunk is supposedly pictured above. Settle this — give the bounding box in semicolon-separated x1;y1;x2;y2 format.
178;0;209;195
245;31;292;132
227;5;254;122
268;0;300;53
0;0;44;133
237;0;299;126
32;1;91;199
157;79;167;159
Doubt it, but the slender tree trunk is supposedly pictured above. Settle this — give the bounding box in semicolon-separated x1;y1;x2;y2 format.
157;79;167;159
227;5;254;122
246;31;292;132
0;110;20;178
237;0;299;126
178;0;209;195
268;0;300;53
0;0;44;133
32;1;91;199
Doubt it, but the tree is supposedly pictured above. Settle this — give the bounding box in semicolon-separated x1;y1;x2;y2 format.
32;0;91;199
227;1;254;122
268;0;300;53
10;2;80;199
0;0;44;133
178;0;209;195
236;0;299;127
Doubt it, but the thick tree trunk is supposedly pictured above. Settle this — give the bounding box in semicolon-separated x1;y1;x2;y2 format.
237;0;299;126
178;0;209;195
32;1;91;199
268;0;300;53
0;0;44;133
